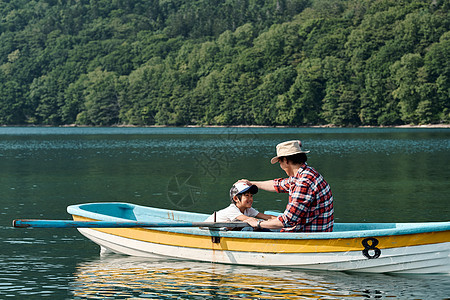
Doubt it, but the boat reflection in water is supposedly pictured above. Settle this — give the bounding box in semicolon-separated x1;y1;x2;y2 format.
70;254;450;299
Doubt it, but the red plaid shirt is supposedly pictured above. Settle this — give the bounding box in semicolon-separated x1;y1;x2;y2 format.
274;164;334;232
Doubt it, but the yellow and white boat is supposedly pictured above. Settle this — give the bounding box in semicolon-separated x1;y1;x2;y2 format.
61;202;450;274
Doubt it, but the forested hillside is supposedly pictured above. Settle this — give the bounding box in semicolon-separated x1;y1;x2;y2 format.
0;0;449;126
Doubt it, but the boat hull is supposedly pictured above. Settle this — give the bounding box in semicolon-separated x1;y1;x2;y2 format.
77;227;450;273
68;203;450;274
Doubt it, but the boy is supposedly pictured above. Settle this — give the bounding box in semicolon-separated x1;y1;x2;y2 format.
205;182;275;227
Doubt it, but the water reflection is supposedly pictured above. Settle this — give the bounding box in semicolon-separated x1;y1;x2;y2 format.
70;255;450;299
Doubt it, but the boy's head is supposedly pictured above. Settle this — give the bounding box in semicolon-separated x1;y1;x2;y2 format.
230;182;258;203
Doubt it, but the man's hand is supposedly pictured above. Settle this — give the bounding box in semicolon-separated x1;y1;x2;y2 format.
235;179;252;186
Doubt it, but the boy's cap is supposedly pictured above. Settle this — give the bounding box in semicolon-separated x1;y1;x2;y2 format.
270;140;310;164
230;182;258;201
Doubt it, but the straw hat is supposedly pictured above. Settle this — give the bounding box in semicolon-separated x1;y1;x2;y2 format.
270;140;310;164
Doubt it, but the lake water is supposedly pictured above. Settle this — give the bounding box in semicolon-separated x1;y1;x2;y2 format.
0;127;449;299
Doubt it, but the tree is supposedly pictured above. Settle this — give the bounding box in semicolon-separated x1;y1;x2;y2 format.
0;80;26;124
288;59;324;125
251;66;296;125
119;61;166;125
391;53;424;124
423;32;450;123
29;74;62;125
0;0;448;126
320;56;360;126
191;70;223;125
78;68;120;125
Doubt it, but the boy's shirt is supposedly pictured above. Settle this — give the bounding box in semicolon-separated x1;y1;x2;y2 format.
205;204;259;222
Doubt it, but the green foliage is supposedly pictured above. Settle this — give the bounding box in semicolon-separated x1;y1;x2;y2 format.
80;68;120;125
0;0;449;126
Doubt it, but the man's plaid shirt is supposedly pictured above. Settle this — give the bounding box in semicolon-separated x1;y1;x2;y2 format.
274;164;334;232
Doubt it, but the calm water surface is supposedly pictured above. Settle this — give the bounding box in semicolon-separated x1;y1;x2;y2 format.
0;127;449;299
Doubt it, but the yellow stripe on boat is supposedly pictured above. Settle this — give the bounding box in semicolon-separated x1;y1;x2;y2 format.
72;215;450;253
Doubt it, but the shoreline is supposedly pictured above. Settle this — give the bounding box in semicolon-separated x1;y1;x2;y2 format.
1;124;449;128
0;124;450;128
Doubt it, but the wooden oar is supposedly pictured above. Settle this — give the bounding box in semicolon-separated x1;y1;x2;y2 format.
12;219;249;229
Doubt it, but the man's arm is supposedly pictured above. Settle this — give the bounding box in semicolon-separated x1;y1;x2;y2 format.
255;212;277;220
245;217;284;230
235;212;275;222
237;179;276;192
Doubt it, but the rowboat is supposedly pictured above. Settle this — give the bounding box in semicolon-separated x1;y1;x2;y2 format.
60;202;450;274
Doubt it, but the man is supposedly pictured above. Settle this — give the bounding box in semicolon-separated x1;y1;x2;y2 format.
240;140;334;232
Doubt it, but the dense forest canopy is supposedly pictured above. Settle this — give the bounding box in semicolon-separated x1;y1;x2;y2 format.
0;0;449;126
